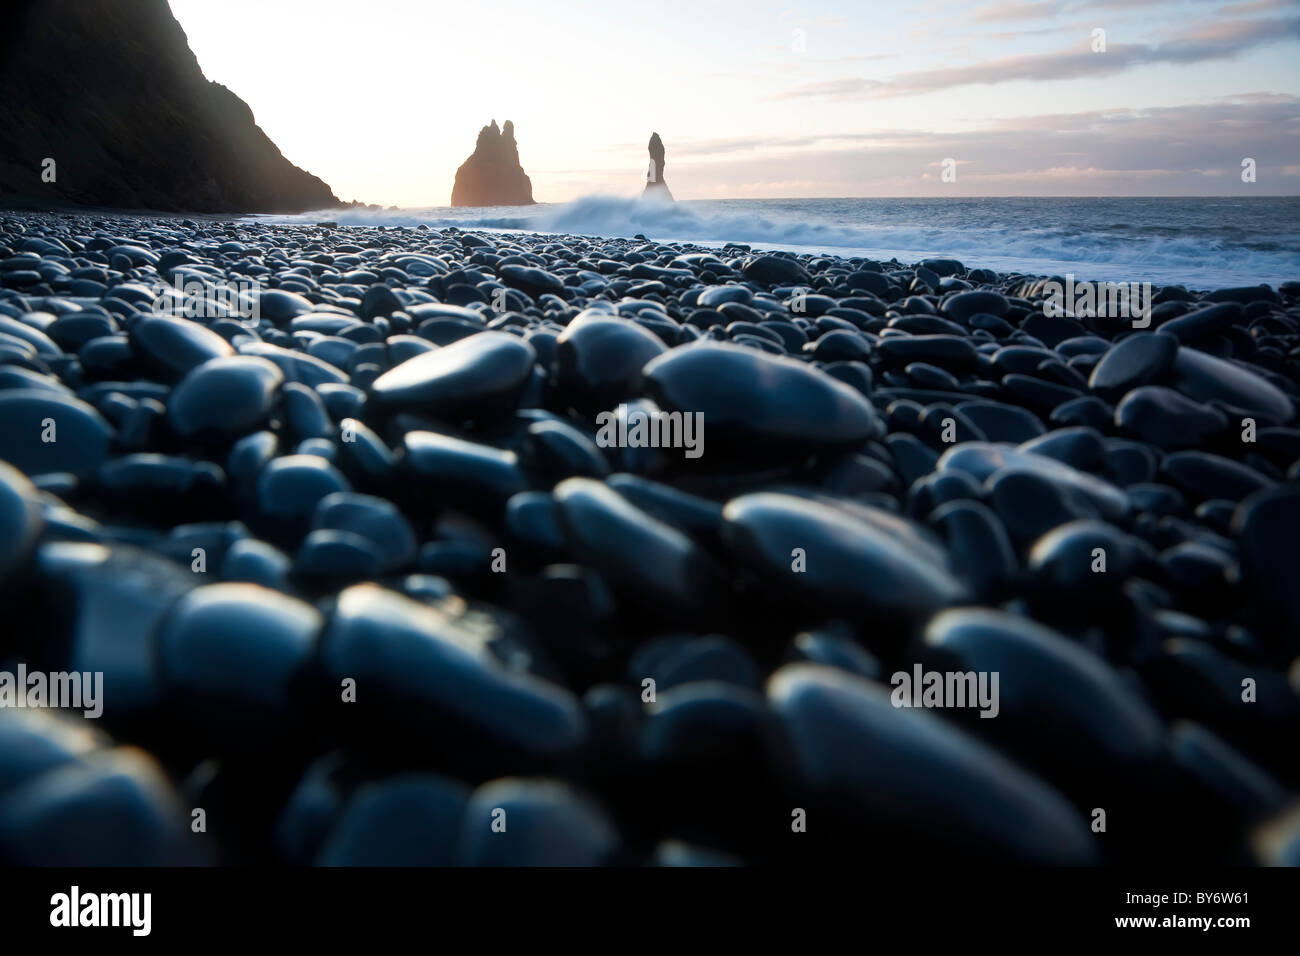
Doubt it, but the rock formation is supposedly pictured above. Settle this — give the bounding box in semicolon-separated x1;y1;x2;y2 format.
0;0;340;213
643;132;674;201
450;120;535;207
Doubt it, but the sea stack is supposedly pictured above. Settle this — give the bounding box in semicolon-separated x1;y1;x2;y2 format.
643;132;674;201
450;119;535;207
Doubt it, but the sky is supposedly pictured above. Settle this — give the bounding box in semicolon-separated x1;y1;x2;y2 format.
169;0;1300;205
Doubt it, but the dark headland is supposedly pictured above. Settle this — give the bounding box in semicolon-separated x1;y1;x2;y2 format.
0;0;339;213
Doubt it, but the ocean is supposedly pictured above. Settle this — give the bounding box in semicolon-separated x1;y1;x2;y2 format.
256;195;1300;291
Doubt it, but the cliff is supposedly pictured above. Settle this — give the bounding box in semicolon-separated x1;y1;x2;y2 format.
0;0;340;213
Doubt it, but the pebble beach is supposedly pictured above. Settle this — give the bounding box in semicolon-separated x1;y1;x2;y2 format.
0;211;1298;866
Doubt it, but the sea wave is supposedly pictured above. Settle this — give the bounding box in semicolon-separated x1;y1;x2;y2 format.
255;195;1300;288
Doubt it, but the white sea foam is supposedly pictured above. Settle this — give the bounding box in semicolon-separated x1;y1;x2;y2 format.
254;195;1300;289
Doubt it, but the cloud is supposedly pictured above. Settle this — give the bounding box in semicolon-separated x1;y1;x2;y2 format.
775;15;1300;101
646;95;1300;198
969;1;1061;22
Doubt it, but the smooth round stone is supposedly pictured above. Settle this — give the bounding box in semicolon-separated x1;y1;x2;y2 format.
239;342;348;388
0;709;102;803
505;491;567;555
884;433;938;486
721;493;967;623
805;328;869;363
1158;541;1234;603
1017;426;1106;473
226;430;279;489
129;315;233;382
294;529;383;581
220;537;291;590
402;432;527;504
31;542;196;713
1105;438;1158;486
256;455;352;521
847;270;892;296
156;583;322;717
311;492;416;572
605;473;723;536
0;460;43;580
1158;302;1243;342
0;317;59;356
876;334;977;371
553;478;721;612
457;779;618;866
1127;482;1188;515
370;331;534;421
823;359;871;394
316;774;470;866
940;442;1129;521
99;454;224;501
168;356;283;439
740;254;811;285
334;417;395;485
1000;373;1081;411
1168;346;1295;425
908;469;984;515
930;499;1017;600
527;419;610;480
955;400;1046;443
992;345;1054;376
639;683;770;767
0;390;114;478
317;584;587;758
942;290;1008;323
277;382;332;443
408;306;486;333
697;285;753;308
923;609;1165;764
1115;386;1228;450
1088;332;1179;402
1232;486;1300;635
788;627;881;681
1161;451;1273;502
47;312;117;350
905;361;959;391
1027;519;1136;597
987;468;1094;542
360;285;403;321
643;343;882;457
556;316;667;413
317;382;366;422
259;289;314;322
768;664;1095;864
0;741;194;865
499;264;564;298
386;334;434;365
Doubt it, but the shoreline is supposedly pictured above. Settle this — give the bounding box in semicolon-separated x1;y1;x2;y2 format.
4;200;1297;291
